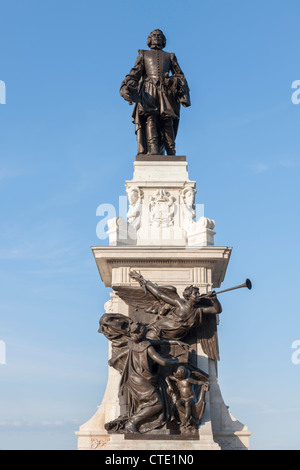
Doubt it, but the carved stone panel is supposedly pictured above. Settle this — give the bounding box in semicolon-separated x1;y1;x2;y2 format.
149;189;175;228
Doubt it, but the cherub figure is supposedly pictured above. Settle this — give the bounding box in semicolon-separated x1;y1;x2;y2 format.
166;365;209;429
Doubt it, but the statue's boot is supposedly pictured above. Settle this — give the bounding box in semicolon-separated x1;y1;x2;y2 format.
146;116;159;154
163;118;176;155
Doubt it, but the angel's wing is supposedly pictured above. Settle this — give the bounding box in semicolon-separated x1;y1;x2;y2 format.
113;284;181;314
198;313;220;361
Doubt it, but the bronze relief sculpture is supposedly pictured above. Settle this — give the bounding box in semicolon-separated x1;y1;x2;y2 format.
98;270;220;436
120;29;191;156
99;270;251;437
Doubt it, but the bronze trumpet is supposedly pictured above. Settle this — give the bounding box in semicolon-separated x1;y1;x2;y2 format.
215;279;252;295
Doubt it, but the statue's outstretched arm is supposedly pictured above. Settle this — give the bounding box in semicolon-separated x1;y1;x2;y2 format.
201;294;222;315
145;281;182;307
129;270;182;307
148;345;178;367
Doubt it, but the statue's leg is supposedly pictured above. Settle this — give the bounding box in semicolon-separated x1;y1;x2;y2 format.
183;399;193;426
124;402;163;433
162;118;176;155
146;115;159;154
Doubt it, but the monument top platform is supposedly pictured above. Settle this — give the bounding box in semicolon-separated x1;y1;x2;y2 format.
136;154;186;162
106;155;216;248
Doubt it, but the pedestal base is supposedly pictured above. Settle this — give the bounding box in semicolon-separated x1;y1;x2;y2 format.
76;155;252;450
76;373;251;451
83;433;221;451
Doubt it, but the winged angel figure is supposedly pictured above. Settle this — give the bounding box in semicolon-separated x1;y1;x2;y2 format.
112;270;222;359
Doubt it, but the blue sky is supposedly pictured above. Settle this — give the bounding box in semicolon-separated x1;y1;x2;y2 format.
0;0;300;450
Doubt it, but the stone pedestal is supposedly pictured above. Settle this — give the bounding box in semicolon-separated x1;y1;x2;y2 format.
76;156;251;450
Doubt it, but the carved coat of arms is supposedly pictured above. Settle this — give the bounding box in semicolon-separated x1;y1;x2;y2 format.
149;189;175;228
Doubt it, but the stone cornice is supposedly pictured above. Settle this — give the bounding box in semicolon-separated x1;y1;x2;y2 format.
91;245;232;288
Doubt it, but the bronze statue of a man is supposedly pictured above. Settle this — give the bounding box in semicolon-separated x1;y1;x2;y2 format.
120;29;191;156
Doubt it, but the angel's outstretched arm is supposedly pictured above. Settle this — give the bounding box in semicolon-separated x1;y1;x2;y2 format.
201;294;222;315
130;270;182;307
144;280;185;308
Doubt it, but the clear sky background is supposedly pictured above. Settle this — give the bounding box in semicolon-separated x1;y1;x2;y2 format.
0;0;300;450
